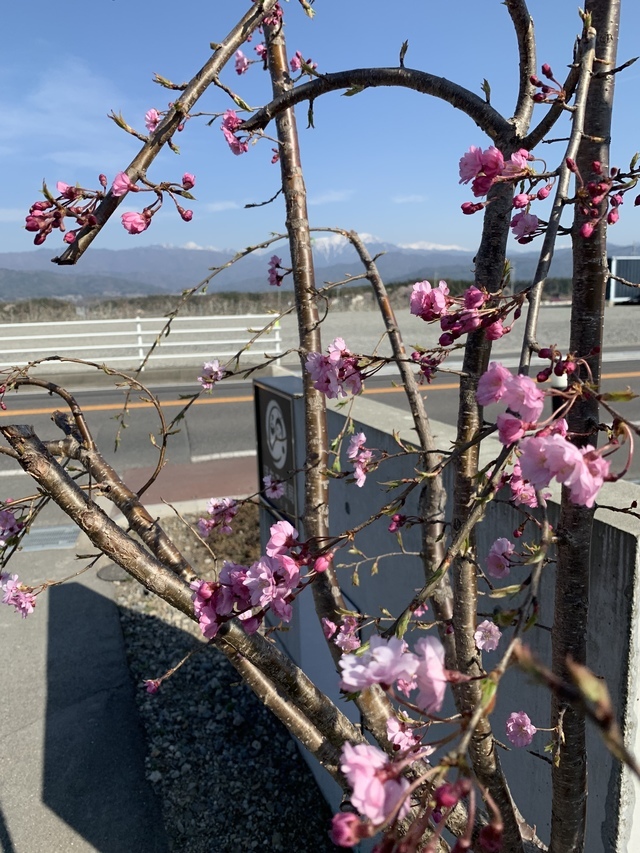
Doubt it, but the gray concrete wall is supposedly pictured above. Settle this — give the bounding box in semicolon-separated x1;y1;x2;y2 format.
257;375;640;850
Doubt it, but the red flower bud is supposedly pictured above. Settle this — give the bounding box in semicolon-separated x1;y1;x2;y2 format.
541;63;553;78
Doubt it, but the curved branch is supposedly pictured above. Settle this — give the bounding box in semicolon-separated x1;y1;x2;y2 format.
505;0;537;132
241;67;511;142
52;0;280;266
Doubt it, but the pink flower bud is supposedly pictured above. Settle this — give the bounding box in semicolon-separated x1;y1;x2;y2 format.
98;174;108;188
607;208;620;225
63;231;76;244
121;211;150;234
566;158;577;173
635;194;640;207
313;552;333;573
461;201;483;215
592;161;602;174
144;679;160;694
513;193;531;209
178;207;193;222
541;63;553;79
537;184;552;200
30;201;50;212
529;75;542;86
532;92;546;103
537;368;552;383
580;222;595;239
34;232;47;245
182;173;196;190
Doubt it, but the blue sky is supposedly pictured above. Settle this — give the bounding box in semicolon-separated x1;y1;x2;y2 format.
2;1;640;258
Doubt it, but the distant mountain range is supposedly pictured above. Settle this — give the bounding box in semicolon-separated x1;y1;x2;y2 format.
0;238;636;301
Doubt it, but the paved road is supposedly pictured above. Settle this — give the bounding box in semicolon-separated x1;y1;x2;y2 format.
1;348;639;487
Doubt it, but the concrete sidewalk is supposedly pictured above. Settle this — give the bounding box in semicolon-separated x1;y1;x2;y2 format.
0;457;257;853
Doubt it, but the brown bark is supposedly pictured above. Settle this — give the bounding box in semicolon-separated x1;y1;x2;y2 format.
550;4;620;852
264;24;393;745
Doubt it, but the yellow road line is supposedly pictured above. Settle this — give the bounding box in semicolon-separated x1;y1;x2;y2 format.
1;370;638;418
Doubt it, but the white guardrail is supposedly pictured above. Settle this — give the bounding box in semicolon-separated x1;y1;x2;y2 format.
0;314;281;369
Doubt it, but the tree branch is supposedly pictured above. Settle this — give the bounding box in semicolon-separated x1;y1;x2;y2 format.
52;0;280;265
505;0;537;133
241;67;511;142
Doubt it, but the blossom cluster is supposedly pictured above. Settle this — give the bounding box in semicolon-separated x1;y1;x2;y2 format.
198;497;239;536
567;156;635;239
459;145;545;242
305;338;365;398
347;432;373;488
267;255;285;286
191;519;329;638
478;361;610;507
221;110;249;156
1;573;36;618
322;614;361;651
339;634;448;715
26;168;196;245
410;280;513;345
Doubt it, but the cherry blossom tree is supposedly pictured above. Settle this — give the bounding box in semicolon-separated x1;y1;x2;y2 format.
4;1;640;851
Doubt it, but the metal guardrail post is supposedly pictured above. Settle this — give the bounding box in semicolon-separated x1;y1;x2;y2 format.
135;316;144;367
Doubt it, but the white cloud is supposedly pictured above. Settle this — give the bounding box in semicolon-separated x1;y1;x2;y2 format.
205;201;241;213
399;240;469;252
308;189;354;206
392;194;426;204
0;58;135;173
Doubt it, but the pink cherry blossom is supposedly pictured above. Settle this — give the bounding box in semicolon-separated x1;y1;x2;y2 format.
121;211;150;234
340;742;410;825
509;462;539;507
510;211;539;240
334;616;361;652
198;359;225;391
268;255;283;286
266;519;298;556
486;538;515;578
111;172;134;197
386;716;421;752
339;636;419;693
182;173;196;190
474;619;502;651
144;108;160;133
255;43;267;60
513;192;532;209
305;339;364;399
410;280;450;321
476;362;512;406
459;146;484;184
198;497;238;535
1;573;36;618
502;148;532;177
347;432;367;459
463;286;486;310
413;636;447;714
502;374;545;422
497;413;526;446
322;617;337;639
56;181;78;200
506;711;537;747
234;50;250;75
481;146;505;179
244;554;300;621
0;508;22;545
144;679;160;694
263;474;284;500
